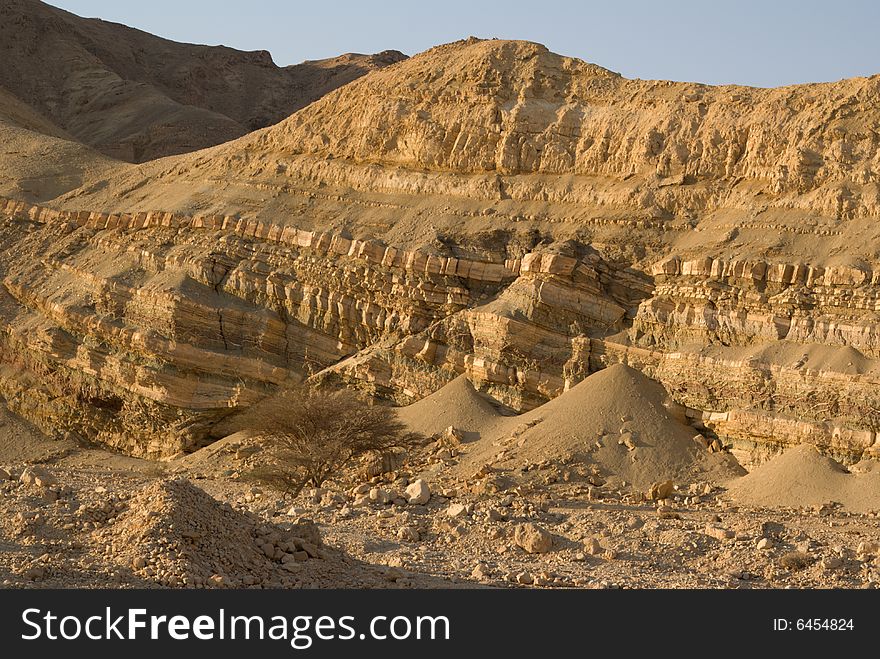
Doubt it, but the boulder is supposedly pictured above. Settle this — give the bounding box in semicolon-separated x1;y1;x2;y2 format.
647;480;674;500
514;522;553;554
405;479;431;505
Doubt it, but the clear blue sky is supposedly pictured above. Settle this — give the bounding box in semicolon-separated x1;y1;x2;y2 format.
49;0;880;87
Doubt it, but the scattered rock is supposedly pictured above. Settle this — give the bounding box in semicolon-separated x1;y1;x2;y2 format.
405;479;430;505
583;537;602;555
704;524;735;541
369;487;392;504
471;562;491;580
647;480;674;500
446;503;467;519
821;556;843;571
486;508;505;522
514;522;553;554
857;541;879;557
515;571;533;585
397;526;420;542
756;538;774;551
20;466;56;488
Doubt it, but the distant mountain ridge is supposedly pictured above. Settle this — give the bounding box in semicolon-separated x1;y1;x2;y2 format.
0;0;406;161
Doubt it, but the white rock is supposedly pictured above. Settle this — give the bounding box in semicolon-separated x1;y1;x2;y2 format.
756;538;773;551
405;479;430;505
446;503;467;519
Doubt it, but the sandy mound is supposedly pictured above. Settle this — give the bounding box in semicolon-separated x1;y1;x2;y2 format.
96;479;325;588
396;374;509;441
727;444;880;513
457;364;744;489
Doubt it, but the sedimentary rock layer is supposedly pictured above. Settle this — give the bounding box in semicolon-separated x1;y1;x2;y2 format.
0;197;519;456
3;38;880;466
2;196;879;464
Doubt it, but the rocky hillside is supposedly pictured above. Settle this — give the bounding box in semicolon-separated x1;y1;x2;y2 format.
1;38;879;468
59;38;880;263
0;0;406;161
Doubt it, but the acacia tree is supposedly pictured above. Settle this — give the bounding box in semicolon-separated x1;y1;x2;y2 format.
236;386;420;496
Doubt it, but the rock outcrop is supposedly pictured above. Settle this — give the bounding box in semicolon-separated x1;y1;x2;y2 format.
1;38;879;467
3;194;878;465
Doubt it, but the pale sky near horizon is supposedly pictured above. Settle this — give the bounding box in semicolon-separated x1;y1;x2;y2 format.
48;0;880;88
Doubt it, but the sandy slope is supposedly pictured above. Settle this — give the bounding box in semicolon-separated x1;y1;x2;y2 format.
400;365;745;489
727;444;880;513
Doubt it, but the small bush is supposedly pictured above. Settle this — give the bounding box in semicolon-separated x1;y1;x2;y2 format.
235;386;420;497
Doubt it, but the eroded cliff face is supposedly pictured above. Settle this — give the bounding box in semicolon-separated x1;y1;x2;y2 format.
0;197;522;456
2;195;879;465
2;39;880;465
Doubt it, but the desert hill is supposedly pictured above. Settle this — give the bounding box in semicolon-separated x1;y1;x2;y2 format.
53;37;880;266
0;29;879;482
0;0;406;161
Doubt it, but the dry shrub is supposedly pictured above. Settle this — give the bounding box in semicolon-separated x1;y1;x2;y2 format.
779;551;813;571
235;386;420;496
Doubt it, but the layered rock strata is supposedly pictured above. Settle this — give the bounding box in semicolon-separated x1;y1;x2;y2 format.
0;197;521;456
4;38;880;467
2;197;879;464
